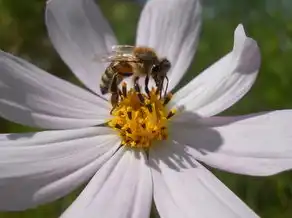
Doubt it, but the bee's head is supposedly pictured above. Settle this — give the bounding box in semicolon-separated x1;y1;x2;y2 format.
152;58;171;75
159;58;171;72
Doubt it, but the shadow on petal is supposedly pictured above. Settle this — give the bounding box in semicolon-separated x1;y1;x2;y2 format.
170;111;224;152
149;112;224;172
7;132;37;140
149;139;199;172
169;110;283;154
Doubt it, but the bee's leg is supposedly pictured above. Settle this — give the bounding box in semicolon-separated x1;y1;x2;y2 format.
159;80;164;99
144;75;150;97
133;76;145;104
110;93;119;114
133;76;140;92
109;73;120;114
155;82;160;95
155;79;163;98
154;77;162;96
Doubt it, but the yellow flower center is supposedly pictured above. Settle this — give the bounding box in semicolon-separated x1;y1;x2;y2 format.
108;83;176;148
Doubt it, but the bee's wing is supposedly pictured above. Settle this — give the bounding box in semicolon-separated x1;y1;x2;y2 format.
93;45;138;63
111;45;135;54
92;52;119;63
93;53;139;63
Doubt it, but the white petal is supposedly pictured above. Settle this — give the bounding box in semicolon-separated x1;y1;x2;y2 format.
150;141;259;218
136;0;202;91
0;127;120;210
170;24;261;117
46;0;117;95
0;51;110;129
61;148;152;218
171;110;292;176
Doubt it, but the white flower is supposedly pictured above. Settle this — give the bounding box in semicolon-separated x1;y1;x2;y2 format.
0;0;291;218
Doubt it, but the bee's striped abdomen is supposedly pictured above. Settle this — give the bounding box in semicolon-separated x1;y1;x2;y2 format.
100;83;109;95
100;63;115;94
99;61;134;95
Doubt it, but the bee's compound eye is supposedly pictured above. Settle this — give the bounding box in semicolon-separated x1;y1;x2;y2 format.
152;65;160;73
159;58;171;71
162;58;171;68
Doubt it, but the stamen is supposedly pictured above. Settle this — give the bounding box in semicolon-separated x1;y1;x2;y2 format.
166;109;176;119
146;104;153;113
163;93;173;105
126;128;132;134
137;93;145;104
127;111;132;120
115;124;122;129
108;86;176;148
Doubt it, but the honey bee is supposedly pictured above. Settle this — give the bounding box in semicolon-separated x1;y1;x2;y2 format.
99;45;171;108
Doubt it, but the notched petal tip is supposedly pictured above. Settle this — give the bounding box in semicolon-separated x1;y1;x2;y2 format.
234;24;245;38
233;24;261;75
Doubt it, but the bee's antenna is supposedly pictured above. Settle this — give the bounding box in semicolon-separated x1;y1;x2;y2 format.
164;76;169;98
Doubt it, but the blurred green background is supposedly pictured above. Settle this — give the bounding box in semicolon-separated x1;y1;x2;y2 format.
0;0;292;217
